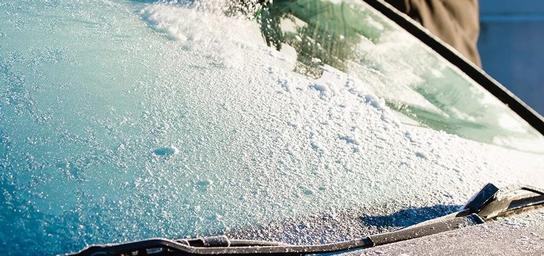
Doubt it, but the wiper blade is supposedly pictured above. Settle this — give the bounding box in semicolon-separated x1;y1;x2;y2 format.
70;215;482;256
70;183;544;256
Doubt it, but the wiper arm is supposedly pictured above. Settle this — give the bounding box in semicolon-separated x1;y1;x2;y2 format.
459;184;544;220
70;183;544;256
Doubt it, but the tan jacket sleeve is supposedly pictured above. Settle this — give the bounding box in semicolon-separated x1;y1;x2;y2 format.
385;0;481;67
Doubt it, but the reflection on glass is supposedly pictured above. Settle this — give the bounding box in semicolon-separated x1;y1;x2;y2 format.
255;0;544;152
258;0;383;76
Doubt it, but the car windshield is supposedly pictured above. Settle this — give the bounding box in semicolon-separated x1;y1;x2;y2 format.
1;0;543;254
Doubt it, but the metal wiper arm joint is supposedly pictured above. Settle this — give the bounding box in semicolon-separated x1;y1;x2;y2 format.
459;183;544;220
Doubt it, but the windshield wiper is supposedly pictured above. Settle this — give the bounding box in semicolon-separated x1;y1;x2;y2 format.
69;215;481;256
70;183;544;256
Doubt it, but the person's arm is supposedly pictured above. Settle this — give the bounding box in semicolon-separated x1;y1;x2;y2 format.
385;0;481;66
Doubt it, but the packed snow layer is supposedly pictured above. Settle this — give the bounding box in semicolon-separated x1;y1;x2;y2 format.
0;0;543;255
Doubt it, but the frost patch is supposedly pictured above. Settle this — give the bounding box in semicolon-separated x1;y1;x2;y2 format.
140;4;263;68
362;94;385;111
310;139;327;155
309;83;330;99
404;131;415;143
152;146;180;157
338;134;360;146
195;179;213;192
277;79;290;92
415;152;427;160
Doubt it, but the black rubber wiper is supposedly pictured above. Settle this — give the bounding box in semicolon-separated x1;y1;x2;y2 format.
70;183;544;256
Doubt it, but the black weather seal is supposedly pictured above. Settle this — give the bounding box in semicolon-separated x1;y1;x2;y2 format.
362;0;544;135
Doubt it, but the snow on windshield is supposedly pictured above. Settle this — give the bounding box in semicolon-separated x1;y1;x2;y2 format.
0;0;543;255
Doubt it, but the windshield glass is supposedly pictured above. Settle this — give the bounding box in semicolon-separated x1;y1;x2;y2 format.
1;0;543;254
